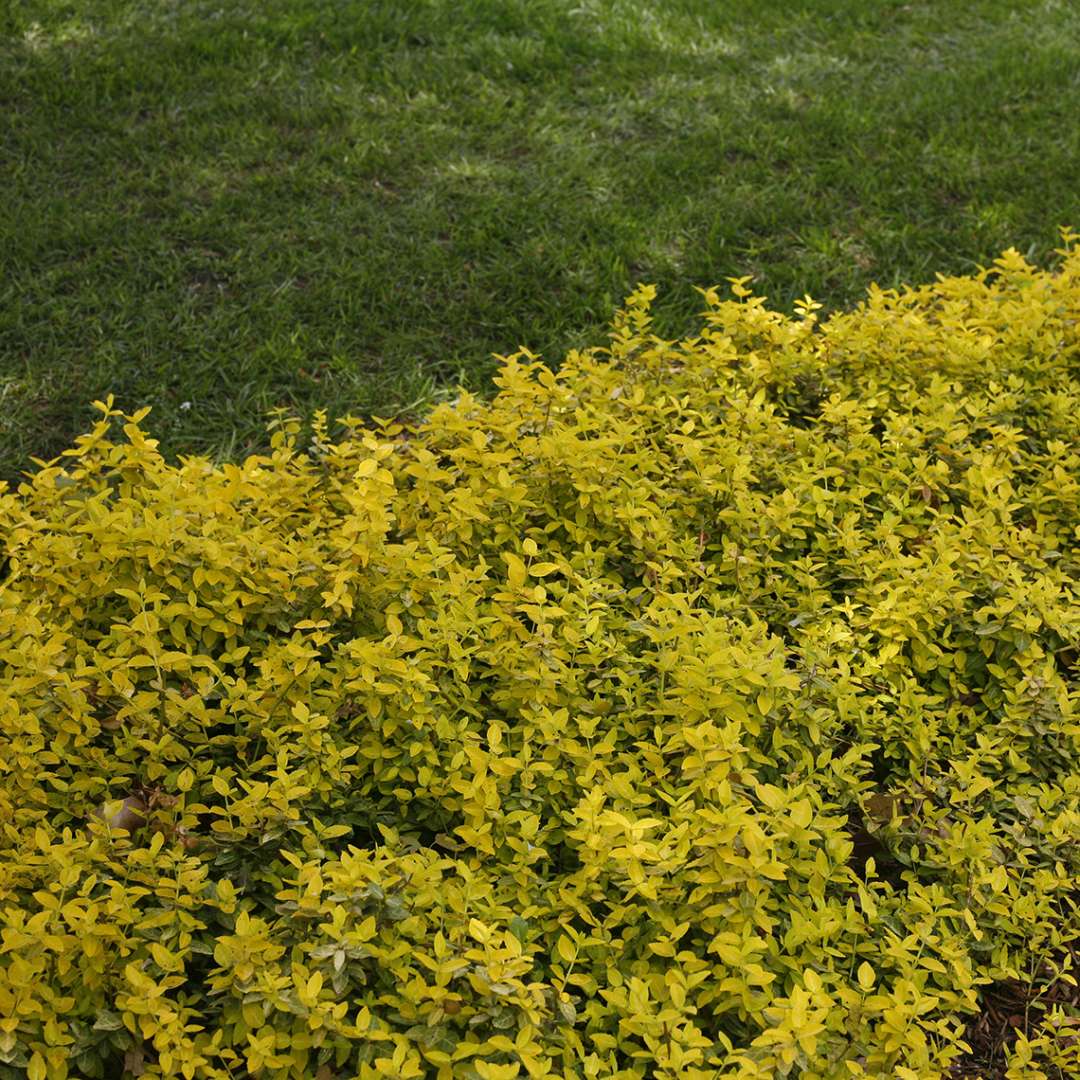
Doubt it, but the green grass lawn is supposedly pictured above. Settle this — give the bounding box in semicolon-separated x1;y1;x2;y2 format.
2;0;1078;475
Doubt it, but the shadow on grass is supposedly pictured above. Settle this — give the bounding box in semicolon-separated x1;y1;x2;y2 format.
1;0;1078;474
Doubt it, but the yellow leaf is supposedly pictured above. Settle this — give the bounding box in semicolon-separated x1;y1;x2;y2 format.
503;552;527;589
789;800;813;829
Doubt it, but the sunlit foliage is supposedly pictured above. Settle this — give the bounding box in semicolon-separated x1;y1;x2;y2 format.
1;237;1078;1078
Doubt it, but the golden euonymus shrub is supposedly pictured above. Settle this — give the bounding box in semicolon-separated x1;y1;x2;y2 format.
1;238;1078;1080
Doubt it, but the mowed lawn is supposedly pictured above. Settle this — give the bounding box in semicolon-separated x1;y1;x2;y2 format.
1;0;1078;474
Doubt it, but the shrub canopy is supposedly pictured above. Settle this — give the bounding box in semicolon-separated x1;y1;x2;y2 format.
1;239;1078;1079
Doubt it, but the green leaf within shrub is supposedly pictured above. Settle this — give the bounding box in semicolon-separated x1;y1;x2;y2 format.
1;236;1078;1079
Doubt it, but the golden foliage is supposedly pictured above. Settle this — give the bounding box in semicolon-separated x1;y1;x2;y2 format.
1;236;1078;1079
